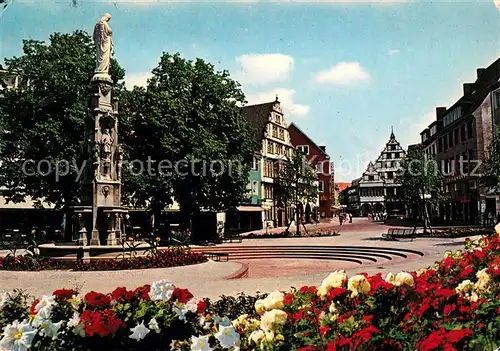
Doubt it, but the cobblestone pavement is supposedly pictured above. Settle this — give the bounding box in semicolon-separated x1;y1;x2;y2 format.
0;218;484;299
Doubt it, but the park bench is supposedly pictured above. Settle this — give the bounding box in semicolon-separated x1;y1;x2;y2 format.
0;230;28;247
202;252;229;262
382;228;416;241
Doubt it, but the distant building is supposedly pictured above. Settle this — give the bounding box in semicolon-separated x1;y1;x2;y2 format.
340;180;360;216
240;97;296;229
289;122;333;221
420;58;500;225
357;129;406;216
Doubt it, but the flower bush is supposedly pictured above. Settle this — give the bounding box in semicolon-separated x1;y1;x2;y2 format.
0;248;207;271
0;234;498;350
244;229;340;239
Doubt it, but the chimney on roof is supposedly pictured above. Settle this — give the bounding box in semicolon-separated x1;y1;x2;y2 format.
476;68;486;79
463;83;474;95
319;146;326;152
436;107;447;120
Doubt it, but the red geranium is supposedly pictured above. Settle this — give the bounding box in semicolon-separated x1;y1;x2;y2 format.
110;287;135;303
172;287;193;304
84;291;111;309
29;299;40;316
80;309;123;337
133;284;151;300
53;288;78;300
197;300;207;313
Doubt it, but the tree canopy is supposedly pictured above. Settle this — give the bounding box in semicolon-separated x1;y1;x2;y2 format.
397;144;443;204
118;53;259;235
0;31;125;212
277;150;318;234
480;127;500;192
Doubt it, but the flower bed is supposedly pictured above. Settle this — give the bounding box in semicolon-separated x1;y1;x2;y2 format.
0;248;207;271
0;234;498;350
430;227;491;238
244;229;340;239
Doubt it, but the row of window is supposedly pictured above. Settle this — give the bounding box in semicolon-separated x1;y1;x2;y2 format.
438;120;474;153
364;171;395;181
266;141;292;157
442;107;463;128
441;150;476;175
443;180;477;194
376;160;401;169
271;125;285;141
359;187;400;197
379;152;402;160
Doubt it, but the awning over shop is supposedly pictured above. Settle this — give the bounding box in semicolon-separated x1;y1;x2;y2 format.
237;206;264;212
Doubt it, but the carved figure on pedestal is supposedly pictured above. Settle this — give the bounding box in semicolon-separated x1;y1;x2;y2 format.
93;13;113;75
92;141;100;179
100;128;113;178
116;144;123;180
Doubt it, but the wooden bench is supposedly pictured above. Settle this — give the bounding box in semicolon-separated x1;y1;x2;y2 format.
382;228;416;241
202;252;229;262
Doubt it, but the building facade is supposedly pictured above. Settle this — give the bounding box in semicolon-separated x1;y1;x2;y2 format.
241;97;295;228
357;130;406;216
420;58;500;225
288;122;333;221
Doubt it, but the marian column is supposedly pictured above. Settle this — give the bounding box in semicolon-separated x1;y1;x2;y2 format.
84;13;126;246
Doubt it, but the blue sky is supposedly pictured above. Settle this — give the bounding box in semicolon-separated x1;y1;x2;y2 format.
1;0;499;181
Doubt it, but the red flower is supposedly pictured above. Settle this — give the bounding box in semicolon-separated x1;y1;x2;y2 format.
172;287;193;304
197;300;207;314
133;284;151;300
110;287;134;302
320;326;330;336
283;293;294;305
80;309;123;337
297;346;318;351
420;329;445;350
53;288;77;300
84;291;111;309
328;288;348;300
445;328;473;344
29;299;40;316
362;315;374;323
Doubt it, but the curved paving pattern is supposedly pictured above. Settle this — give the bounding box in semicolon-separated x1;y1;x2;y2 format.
192;245;424;269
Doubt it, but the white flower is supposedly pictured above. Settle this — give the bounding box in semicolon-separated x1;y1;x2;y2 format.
149;280;175;301
347;275;371;298
317;271;348;297
67;312;85;337
254;291;284;313
249;330;265;345
68;296;82;311
260;309;287;332
214;325;240;349
34;296;56;319
385;272;414;287
148;318;161;334
191;335;212;351
0;292;10;310
0;320;37;351
129;321;150;341
38;320;63;340
213;315;231;327
185;298;201;313
173;306;187;322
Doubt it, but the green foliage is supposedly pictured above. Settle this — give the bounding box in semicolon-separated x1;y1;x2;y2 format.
480;127;500;191
120;52;259;230
396;144;443;205
0;31;125;216
278;151;318;206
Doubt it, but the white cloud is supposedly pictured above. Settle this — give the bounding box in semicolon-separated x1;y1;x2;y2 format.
245;88;310;118
388;48;400;55
313;62;370;85
495;0;500;9
234;54;294;86
124;72;152;90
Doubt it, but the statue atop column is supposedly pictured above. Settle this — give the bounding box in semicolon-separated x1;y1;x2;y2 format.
93;13;113;77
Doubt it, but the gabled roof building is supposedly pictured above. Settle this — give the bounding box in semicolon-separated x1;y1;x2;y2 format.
357;129;407;216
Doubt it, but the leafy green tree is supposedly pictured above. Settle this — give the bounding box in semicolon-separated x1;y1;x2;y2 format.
480;127;500;192
0;31;124;239
277;151;318;235
121;53;259;241
396;144;443;233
